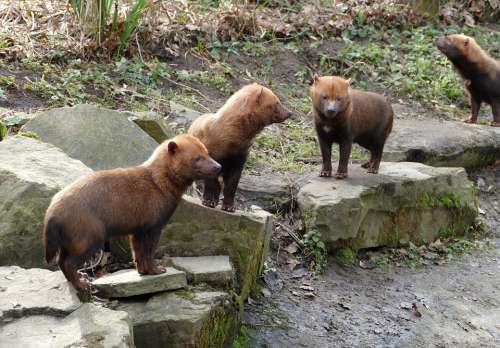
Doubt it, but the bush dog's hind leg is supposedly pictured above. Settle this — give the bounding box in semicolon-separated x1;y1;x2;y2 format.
202;178;221;208
318;134;333;177
130;227;165;275
491;101;500;127
367;144;384;174
221;156;246;212
335;140;352;179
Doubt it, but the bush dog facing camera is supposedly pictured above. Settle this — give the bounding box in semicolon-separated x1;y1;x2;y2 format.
44;134;221;291
188;83;292;212
435;34;500;126
310;75;393;179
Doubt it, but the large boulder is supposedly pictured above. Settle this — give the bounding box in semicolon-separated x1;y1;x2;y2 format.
0;266;134;348
384;119;500;169
22;104;158;170
297;162;477;250
117;289;237;348
0;136;92;268
111;197;273;300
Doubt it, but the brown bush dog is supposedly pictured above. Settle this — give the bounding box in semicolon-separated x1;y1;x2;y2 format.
44;134;221;291
188;83;292;212
310;75;393;179
435;34;500;127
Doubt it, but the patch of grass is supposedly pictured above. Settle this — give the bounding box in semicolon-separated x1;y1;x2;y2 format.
337;25;500;116
232;324;251;348
18;131;40;140
335;247;357;265
0;75;17;88
0;121;6;140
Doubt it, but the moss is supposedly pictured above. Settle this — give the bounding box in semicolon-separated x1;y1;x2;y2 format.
335;247;357;264
195;303;238;348
232;324;251;348
301;207;316;230
18;130;40;140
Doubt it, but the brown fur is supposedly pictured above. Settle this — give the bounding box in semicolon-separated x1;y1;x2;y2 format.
435;34;500;126
310;75;393;178
188;83;292;211
43;134;221;291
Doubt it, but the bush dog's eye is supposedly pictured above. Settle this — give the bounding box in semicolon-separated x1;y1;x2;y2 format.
337;97;342;101
322;95;327;100
195;155;202;161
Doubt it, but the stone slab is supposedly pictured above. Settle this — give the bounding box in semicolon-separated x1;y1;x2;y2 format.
166;256;234;288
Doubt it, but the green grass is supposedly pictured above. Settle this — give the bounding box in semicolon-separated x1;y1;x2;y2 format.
336;25;500;115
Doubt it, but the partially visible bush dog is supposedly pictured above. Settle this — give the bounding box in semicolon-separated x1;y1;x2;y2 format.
44;134;221;292
189;83;292;212
310;75;393;179
435;34;500;127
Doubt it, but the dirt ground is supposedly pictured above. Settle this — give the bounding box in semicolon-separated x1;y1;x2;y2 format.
243;164;500;348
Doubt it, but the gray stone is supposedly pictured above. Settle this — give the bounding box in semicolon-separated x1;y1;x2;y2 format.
117;289;237;348
111;196;273;300
92;268;187;298
237;173;296;212
0;136;92;267
165;256;234;288
384;119;500;169
22;104;158;170
0;266;81;323
124;110;171;143
0;303;134;348
297;162;477;250
167;101;202;130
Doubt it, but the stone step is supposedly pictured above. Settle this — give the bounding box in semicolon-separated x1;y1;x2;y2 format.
116;288;237;348
0;266;134;348
297;162;478;251
92;268;187;298
164;255;234;288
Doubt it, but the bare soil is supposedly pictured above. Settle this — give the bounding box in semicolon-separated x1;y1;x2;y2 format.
243;164;500;348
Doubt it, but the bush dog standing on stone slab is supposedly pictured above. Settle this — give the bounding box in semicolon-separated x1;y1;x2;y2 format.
310;75;393;178
188;83;292;212
435;34;500;127
43;134;221;292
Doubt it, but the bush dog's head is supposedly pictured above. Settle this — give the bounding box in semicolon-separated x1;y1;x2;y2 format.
221;83;292;125
310;75;351;119
145;134;221;182
435;34;480;61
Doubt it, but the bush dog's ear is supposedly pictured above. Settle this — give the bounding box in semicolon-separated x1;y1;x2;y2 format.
168;141;178;154
311;73;319;85
256;87;264;103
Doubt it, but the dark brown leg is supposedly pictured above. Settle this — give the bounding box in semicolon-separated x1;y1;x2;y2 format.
221;157;246;212
491;102;500;127
367;146;384;174
130;228;165;275
318;135;333;177
336;140;352;179
463;95;481;124
202;177;221;208
59;250;91;292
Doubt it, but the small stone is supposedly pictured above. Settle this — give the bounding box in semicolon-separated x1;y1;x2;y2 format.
92;268;187;298
166;256;234;288
261;288;272;298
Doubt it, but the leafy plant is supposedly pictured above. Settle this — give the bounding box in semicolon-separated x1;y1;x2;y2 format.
69;0;150;55
302;230;327;274
0;121;7;141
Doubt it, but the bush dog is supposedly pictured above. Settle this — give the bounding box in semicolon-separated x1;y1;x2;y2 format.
188;83;292;212
310;75;393;178
435;34;500;126
44;134;221;291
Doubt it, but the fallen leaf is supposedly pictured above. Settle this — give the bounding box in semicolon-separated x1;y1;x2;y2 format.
300;285;314;291
261;288;271;298
285;242;299;254
359;260;376;269
412;303;422;317
304;292;315;298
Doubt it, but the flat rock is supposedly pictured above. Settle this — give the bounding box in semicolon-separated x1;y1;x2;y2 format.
117;289;237;348
92;268;187;298
0;136;92;267
165;256;234;288
111;196;273;300
22;104;158;170
0;266;81;323
297;162;477;250
384;119;500;169
0;303;134;348
167;101;202;129
124;110;171;143
237;173;296;212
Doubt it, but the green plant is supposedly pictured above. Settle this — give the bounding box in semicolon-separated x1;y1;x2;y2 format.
232;324;251;348
69;0;150;55
0;121;7;140
18;131;40;140
302;230;327;274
